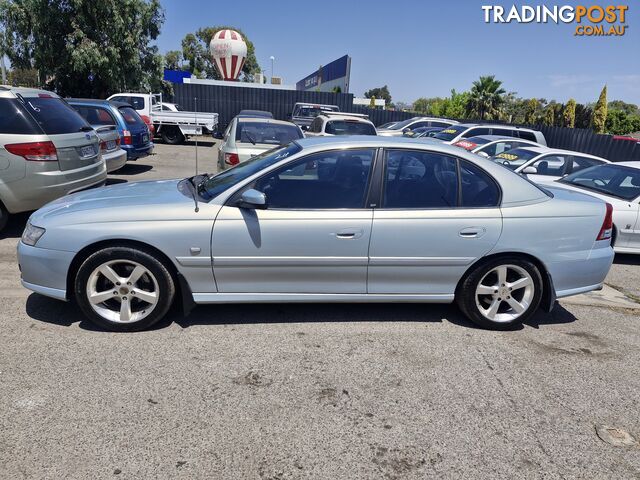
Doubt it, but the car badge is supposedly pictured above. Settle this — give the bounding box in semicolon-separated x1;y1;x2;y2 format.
85;133;91;140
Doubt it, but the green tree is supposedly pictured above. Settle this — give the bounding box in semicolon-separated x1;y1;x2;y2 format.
542;105;555;126
331;86;341;93
8;67;39;87
164;50;183;71
574;103;593;129
364;85;391;106
0;0;165;97
592;85;608;134
524;98;539;125
369;95;376;108
608;100;639;116
563;98;576;128
465;75;506;120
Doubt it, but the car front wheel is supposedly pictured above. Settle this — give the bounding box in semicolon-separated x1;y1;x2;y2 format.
74;247;175;332
457;257;543;330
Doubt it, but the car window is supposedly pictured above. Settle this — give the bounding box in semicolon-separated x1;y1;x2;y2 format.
518;131;537;142
408;121;428;130
72;106;116;127
561;164;640;201
571;156;604;173
460;161;500;207
491;148;539;170
22;96;91;135
128;96;145;110
325;120;376;136
462;127;490;138
118;106;145;126
383;150;458;208
110;96;128;104
236;122;303;145
531;155;568;176
0;98;41;134
430;121;452;128
253;149;375;209
433;125;470;141
491;128;515;137
480;141;519;157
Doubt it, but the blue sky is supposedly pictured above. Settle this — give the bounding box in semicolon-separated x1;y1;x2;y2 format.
157;0;640;105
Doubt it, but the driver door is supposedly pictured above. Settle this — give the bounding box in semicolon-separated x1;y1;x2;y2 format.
211;148;377;293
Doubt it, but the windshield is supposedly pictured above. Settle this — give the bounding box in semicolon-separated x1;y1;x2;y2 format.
22;96;91;134
236;122;303;145
490;148;539;170
433;125;469;141
326;120;376;135
560;164;640;201
293;105;338;118
198;143;302;200
388;118;417;130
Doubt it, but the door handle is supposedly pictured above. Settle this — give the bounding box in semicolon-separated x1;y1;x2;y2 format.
459;227;486;238
335;229;364;239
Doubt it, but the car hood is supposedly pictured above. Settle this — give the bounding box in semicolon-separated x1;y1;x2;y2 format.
30;179;196;226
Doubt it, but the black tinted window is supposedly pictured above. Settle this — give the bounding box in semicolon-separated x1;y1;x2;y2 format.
463;127;490;138
430;121;452;128
384;150;458;208
571;156;603;173
119;107;145;126
23;97;91;134
129;97;145;110
518;131;537;141
0;98;41;134
460;161;500;207
325;120;376;136
236;122;302;145
491;128;515;137
72;106;116;126
254;149;375;209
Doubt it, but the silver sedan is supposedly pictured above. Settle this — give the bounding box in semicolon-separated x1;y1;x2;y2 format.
18;137;614;332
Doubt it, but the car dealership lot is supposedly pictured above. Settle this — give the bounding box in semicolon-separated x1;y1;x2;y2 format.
2;142;640;478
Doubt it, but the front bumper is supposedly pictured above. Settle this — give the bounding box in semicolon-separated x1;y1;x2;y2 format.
17;241;74;301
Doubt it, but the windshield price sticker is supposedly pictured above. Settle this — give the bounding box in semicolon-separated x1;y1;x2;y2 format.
442;129;458;134
496;153;518;161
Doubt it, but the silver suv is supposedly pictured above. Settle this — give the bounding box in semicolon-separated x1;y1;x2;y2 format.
0;87;107;230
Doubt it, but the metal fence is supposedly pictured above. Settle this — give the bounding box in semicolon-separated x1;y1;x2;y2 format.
174;83;640;162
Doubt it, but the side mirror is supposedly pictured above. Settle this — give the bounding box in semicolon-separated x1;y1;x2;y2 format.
300;125;308;131
522;166;537;174
238;189;267;209
212;131;223;140
477;151;490;158
402;128;410;133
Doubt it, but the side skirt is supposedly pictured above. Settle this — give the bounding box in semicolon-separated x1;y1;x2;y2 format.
192;293;455;304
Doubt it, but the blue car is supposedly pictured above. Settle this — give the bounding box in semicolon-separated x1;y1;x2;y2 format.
68;99;153;161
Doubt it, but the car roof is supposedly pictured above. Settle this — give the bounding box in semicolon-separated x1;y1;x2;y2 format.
0;86;60;98
236;117;298;126
457;123;538;132
67;98;112;106
466;135;525;142
109;101;134;108
512;145;608;160
320;113;372;122
238;109;273;118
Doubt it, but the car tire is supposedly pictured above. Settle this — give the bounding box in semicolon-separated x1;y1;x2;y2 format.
74;246;176;332
456;256;543;330
161;126;185;145
0;202;8;232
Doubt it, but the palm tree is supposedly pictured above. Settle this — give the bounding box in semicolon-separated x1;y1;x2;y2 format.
466;75;506;120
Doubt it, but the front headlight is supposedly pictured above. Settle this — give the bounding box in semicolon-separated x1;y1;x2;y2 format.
21;222;46;246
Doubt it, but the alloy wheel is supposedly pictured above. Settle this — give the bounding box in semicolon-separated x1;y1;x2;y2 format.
474;264;535;323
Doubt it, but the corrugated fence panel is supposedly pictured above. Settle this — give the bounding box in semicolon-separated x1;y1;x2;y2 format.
174;83;640;162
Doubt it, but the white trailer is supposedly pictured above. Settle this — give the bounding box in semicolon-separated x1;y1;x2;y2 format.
107;93;218;145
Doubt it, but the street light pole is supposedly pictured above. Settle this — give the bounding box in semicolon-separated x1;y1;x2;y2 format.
269;56;275;83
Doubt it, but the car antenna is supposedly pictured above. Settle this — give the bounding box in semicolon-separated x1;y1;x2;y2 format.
192;96;200;213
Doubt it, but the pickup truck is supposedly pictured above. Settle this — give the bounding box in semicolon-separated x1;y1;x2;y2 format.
289;102;339;131
107;93;218;145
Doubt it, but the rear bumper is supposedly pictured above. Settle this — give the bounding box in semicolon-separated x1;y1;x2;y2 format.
18;241;74;300
1;162;107;214
103;149;127;173
548;246;614;298
123;143;153;160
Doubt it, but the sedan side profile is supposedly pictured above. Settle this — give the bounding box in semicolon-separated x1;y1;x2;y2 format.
19;137;614;332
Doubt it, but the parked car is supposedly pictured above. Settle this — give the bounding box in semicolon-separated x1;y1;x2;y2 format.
304;113;376;137
237;110;273;119
453;135;541;157
491;146;609;184
432;124;547;145
378;121;398;130
216;116;304;169
19;136;613;332
68;99;128;173
160;102;180;112
553;162;640;254
0;87;107;231
107;93;218;145
106;101;154;160
290;103;339;131
377;117;458;137
404;126;444;138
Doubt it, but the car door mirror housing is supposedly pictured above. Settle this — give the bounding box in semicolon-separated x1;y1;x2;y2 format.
238;189;267;209
477;151;490;158
523;166;537;174
212;131;224;140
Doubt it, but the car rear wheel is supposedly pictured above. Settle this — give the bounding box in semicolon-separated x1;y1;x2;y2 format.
74;247;175;332
457;257;543;330
161;126;184;145
0;203;8;232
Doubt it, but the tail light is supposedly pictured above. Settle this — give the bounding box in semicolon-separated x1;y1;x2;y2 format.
5;141;58;161
596;203;614;241
99;140;107;151
140;115;155;134
225;153;240;166
123;130;132;145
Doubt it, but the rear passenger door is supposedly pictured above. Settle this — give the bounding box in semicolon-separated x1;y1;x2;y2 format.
368;149;502;295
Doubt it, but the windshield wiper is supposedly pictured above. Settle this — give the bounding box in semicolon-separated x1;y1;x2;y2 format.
244;132;257;145
78;126;94;132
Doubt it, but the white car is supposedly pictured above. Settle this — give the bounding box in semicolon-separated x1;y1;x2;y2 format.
216;116;304;169
431;124;547;146
453;135;541;158
305;113;377;137
492;146;609;184
377;117;458;137
553;162;640;254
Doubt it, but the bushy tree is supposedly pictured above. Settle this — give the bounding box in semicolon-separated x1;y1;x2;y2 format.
563;98;576;128
369;95;376;108
605;110;640;135
575;103;593;129
542;105;555;126
592;85;608;134
0;0;165;97
465;75;506;120
164;50;183;70
364;85;391;106
524;98;539;125
608;100;639;116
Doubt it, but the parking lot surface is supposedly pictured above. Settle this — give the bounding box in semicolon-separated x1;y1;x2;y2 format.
2;142;640;479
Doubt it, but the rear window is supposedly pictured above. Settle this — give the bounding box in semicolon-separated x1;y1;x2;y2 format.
119;106;145;126
236;122;303;145
325;120;376;136
22;97;91;135
0;98;41;134
433;125;470;141
72;105;116;127
491;148;539;170
293;105;338;118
